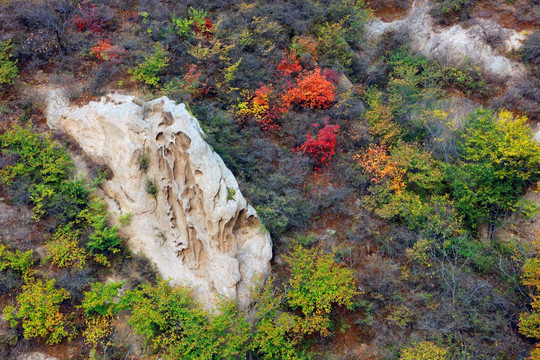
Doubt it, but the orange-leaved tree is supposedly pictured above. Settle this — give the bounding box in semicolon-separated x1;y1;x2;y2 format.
282;68;336;110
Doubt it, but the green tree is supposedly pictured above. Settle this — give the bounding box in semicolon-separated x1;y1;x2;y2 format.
283;243;357;336
249;276;305;360
445;108;540;230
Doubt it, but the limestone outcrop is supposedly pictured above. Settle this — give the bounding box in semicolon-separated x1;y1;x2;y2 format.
366;0;528;79
46;93;272;307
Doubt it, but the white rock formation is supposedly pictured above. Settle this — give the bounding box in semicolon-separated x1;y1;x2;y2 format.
365;0;528;79
46;93;272;307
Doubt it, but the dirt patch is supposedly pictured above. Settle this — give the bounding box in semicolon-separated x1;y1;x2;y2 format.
367;0;412;22
472;0;540;32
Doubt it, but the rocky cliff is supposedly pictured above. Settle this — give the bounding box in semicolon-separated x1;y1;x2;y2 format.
366;0;528;79
46;93;272;307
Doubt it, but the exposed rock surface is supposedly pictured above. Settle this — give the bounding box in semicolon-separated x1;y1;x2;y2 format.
366;0;528;79
17;353;59;360
46;93;272;307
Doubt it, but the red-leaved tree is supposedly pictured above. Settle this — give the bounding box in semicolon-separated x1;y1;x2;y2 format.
296;123;340;169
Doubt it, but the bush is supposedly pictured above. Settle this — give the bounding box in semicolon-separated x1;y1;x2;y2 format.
125;280;250;360
54;267;95;303
0;240;35;278
0;124;89;222
162;64;208;103
363;89;402;145
522;32;540;73
282;68;336;110
171;7;212;39
3;278;72;345
249;277;305;360
429;0;475;25
445;108;540;229
295;122;340;169
45;223;87;269
283;243;357;336
0;40;18;85
80;281;124;317
78;197;122;263
194;104;313;237
129;44;169;87
316;21;353;70
16;0;77;55
400;341;449;360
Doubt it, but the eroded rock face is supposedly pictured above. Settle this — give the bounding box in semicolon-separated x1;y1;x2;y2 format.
46;93;272;307
366;0;527;79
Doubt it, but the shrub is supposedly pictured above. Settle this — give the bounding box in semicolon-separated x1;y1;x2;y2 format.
250;277;304;360
89;39;122;62
129;44;169;87
277;51;302;77
355;144;405;192
3;278;72;345
162;64;209;103
0;124;73;187
171;7;213;39
295;122;340;169
45;223;88;269
78;197;122;263
73;3;105;34
519;253;540;357
363;89;402;145
522;31;540;72
83;315;115;360
290;35;318;63
429;0;475;25
235;85;281;130
0;240;35;278
80;281;124;317
282;68;336;110
17;0;77;55
400;341;449;360
445;108;540;229
0;124;89;221
145;178;158;197
283;243;357;336
125;280;250;360
316;21;353;70
0;40;18;85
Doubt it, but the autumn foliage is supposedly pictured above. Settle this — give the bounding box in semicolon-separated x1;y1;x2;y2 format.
355;144;405;192
296;123;340;168
282;68;336;110
89;39;121;61
236;85;282;130
73;4;105;34
181;64;209;98
277;51;302;77
193;17;213;37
